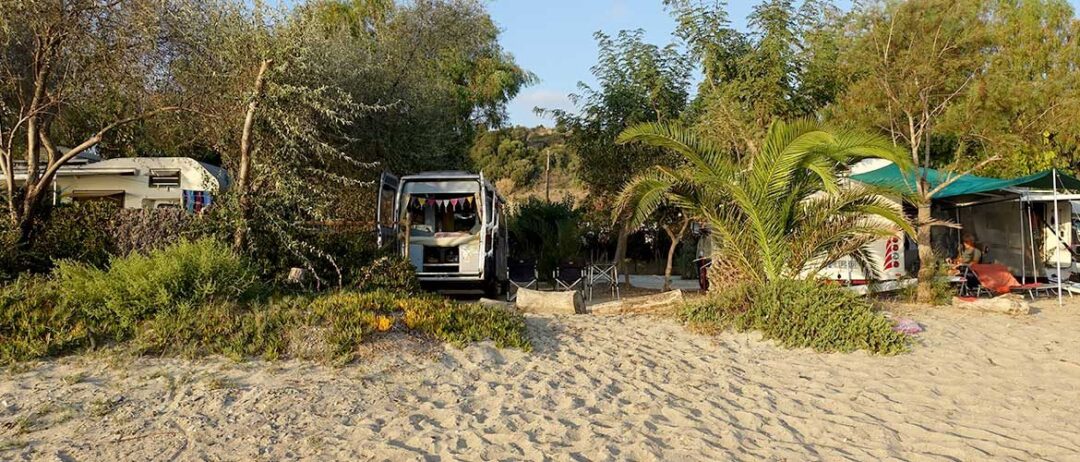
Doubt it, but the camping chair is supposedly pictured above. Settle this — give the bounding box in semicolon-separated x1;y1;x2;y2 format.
966;263;1057;299
555;262;587;292
506;259;538;302
956;265;991;298
587;263;619;301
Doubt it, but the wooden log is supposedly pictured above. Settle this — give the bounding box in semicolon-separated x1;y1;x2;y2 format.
515;288;584;315
590;290;684;315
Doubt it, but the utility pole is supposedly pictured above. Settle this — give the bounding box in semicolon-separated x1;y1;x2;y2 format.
545;149;551;203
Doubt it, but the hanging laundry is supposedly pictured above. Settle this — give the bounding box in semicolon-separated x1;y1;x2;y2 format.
182;190;213;213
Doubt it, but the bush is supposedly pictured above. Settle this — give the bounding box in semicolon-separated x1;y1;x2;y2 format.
0;276;90;363
54;238;261;339
307;290;531;351
681;279;909;355
30;201;118;268
132;300;298;361
108;208;199;256
507;197;583;278
403;297;531;350
354;256;420;293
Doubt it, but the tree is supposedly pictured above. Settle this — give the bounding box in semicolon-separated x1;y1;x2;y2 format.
615;120;912;285
548;30;690;280
666;0;846;155
0;0;182;243
939;0;1080;178
836;0;991;302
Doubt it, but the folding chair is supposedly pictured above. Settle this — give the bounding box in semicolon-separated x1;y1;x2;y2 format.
967;263;1057;299
506;259;538;301
587;263;619;301
956;265;991;297
555;262;586;292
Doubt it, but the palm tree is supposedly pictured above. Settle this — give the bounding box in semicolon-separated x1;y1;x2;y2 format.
614;119;913;286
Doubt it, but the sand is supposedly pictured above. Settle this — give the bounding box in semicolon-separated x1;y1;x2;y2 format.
2;300;1079;461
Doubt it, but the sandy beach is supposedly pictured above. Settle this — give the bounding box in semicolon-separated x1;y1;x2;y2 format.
2;299;1079;461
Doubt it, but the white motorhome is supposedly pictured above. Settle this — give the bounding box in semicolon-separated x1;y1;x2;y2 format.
377;171;508;295
2;149;228;211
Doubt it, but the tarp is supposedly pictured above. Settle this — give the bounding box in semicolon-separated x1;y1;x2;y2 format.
850;164;1080;199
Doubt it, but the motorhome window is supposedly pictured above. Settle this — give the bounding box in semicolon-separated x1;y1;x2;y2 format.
149;169;181;187
406;194;479;235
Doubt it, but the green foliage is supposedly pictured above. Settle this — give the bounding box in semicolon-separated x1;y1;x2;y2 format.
29;202;119;269
506;197;583;278
469;126;569;190
108;208;199;256
401;295;531;350
665;0;845;153
681;279;910;355
0;276;89;364
131;300;297;361
354;255;420;294
617;119;913;284
54;239;261;339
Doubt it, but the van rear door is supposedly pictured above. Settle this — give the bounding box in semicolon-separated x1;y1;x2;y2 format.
376;171;400;248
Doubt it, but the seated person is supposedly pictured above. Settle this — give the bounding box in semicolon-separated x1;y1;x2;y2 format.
950;234;982;266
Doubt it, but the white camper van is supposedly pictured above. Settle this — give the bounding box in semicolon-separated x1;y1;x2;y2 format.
377;171;508;295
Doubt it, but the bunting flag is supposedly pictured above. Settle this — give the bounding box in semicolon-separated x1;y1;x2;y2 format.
412;196;479;211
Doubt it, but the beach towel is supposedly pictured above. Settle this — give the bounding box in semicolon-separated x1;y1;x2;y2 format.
893;319;923;335
969;264;1029;295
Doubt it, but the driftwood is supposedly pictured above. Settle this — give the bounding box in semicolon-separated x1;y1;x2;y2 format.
952;294;1032;315
590;290;684;315
515;288;585;315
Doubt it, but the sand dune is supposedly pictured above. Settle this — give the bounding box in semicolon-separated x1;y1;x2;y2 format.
2;300;1079;461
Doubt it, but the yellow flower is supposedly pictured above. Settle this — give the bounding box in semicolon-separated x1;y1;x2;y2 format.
375;315;394;332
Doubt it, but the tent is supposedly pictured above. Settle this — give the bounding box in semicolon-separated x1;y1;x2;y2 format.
851;165;1080;304
849;164;1080;199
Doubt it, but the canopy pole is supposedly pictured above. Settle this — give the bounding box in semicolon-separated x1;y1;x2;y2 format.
1020;197;1026;284
1029;202;1039;286
1054;169;1064;306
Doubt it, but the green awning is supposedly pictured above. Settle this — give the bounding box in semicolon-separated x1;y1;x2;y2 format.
850;164;1080;199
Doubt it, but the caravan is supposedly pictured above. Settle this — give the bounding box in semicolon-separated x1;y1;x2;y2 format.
377;171;508;296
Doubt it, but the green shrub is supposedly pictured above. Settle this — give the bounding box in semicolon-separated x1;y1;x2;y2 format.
681;279;909;355
311;290;532;352
108;208;199;256
132;300;298;361
507;197;583;279
0;276;90;363
401;295;531;350
354;256;420;294
29;201;118;268
54;238;261;339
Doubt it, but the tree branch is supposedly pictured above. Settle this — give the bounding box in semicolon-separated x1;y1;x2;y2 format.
927;154;1001;198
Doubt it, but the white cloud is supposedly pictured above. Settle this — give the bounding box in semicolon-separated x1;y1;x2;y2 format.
516;89;573;109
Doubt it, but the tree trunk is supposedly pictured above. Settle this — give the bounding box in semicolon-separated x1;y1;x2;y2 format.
233;59;273;251
915;202;937;303
661;219;689;292
614;220;630;285
515;287;584;315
